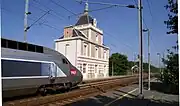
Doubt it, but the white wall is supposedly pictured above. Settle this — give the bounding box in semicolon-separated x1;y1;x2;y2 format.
76;39;82;57
55;40;77;66
77;56;109;80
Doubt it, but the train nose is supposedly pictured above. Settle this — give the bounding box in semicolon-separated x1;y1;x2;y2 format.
75;68;83;82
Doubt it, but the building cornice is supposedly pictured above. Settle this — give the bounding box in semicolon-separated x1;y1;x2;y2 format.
54;36;109;49
64;25;74;28
54;36;80;42
77;56;109;63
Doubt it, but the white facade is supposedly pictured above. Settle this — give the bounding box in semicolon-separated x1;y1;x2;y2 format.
55;39;78;66
55;35;109;80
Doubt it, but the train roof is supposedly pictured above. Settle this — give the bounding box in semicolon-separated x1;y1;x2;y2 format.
1;37;44;53
1;38;72;67
1;37;69;61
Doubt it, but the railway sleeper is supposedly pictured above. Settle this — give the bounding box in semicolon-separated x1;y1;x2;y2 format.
90;85;106;93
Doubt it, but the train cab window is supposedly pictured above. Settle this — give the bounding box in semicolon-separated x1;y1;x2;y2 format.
28;44;35;52
18;42;27;51
1;38;7;48
8;40;17;49
62;58;68;64
36;46;43;53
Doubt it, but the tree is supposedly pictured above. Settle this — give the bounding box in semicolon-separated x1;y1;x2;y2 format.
164;0;178;34
109;53;129;75
161;46;179;94
142;63;159;73
161;0;178;94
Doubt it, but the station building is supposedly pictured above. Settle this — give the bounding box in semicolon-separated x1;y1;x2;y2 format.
55;3;110;80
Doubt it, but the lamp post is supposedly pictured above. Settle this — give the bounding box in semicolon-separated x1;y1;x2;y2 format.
112;61;114;76
143;29;150;90
157;53;161;74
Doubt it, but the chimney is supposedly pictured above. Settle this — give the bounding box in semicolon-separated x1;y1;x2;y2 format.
63;26;73;38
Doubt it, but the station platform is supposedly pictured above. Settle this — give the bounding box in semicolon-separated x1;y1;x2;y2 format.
68;78;179;106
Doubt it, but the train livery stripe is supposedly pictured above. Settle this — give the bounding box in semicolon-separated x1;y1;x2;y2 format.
1;57;53;64
2;76;49;79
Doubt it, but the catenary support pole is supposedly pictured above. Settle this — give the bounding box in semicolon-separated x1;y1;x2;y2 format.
138;0;144;99
148;29;150;90
112;61;114;76
24;0;29;42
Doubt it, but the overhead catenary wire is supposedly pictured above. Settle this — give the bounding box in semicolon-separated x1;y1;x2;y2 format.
49;0;77;15
29;3;63;21
49;0;135;53
68;5;116;18
103;31;135;52
2;7;118;48
25;10;51;31
146;0;153;20
32;0;66;19
28;17;61;31
76;0;136;54
132;0;158;52
144;0;158;53
2;7;61;32
89;5;116;12
76;0;136;7
3;1;136;57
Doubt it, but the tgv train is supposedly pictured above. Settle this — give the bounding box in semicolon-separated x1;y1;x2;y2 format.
1;38;83;98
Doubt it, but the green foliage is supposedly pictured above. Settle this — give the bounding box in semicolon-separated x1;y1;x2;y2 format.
160;41;179;93
142;63;159;73
109;53;129;75
164;0;178;34
127;61;137;69
109;53;159;76
161;49;179;88
160;0;179;94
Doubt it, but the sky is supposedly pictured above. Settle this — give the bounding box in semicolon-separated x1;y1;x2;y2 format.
1;0;178;67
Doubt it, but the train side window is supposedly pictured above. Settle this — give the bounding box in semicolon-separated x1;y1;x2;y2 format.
28;44;35;52
62;58;68;64
36;46;43;53
1;38;7;48
18;42;27;51
8;40;17;49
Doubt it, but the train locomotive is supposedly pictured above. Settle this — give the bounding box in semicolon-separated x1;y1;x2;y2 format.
1;38;83;98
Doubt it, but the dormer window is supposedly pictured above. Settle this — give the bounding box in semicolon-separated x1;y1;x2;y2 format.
96;34;98;42
93;18;97;27
104;50;106;59
83;43;88;56
95;46;99;58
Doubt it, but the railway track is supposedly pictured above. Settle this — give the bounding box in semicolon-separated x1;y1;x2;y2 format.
3;74;152;106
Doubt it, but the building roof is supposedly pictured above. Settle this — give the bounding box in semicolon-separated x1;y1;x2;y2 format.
59;2;92;39
75;14;93;26
72;29;87;38
75;1;94;26
59;28;87;39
